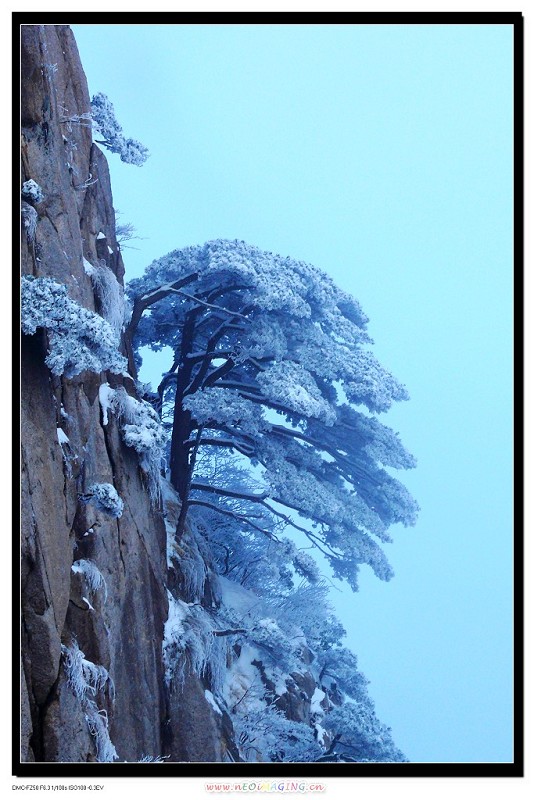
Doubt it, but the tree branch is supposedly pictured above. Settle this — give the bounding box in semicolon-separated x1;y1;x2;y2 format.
124;274;198;376
169;289;249;320
176;424;204;538
191;483;268;503
188;499;279;540
185;437;254;457
211;628;248;637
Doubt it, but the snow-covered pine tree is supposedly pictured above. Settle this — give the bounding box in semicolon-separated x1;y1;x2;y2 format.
126;239;418;590
90;92;149;166
322;699;409;763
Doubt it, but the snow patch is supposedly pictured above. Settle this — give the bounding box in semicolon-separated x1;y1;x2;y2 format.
98;383;113;426
56;427;69;445
204;689;222;716
82;596;95;612
83;258;95;276
314;723;327;746
223;643;264;714
310;687;326;715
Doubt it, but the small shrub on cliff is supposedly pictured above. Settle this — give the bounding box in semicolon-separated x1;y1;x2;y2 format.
61;641;114;703
88;261;125;342
21;203;38;244
21;179;44;204
163;590;227;693
61;641;118;762
21;276;127;378
91;92;149;166
98;384;166;503
71;559;108;602
79;483;124;519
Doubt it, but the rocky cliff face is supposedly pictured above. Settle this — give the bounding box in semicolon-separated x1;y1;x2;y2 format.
20;24;172;763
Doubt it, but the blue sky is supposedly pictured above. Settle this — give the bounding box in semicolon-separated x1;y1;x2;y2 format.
72;22;514;763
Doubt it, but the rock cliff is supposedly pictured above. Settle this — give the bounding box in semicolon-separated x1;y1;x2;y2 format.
21;24;171;763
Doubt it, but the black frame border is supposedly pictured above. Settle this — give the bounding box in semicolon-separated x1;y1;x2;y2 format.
13;10;524;780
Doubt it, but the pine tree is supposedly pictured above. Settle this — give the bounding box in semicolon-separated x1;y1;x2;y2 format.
91;92;149;166
126;239;418;589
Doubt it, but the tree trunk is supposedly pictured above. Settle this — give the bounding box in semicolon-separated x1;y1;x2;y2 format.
168;310;200;513
170;405;193;500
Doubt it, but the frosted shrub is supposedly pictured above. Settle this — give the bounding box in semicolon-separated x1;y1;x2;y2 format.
89;261;124;341
163;591;227;693
80;482;124;518
21;203;38;243
99;384;166;503
233;705;322;763
135;755;168;763
85;705;119;762
177;518;213;601
178;536;207;602
293;551;321;583
21;276;127;378
265;582;331;649
60;640;118;761
21;179;44;204
61;641;114;704
91;92;149;166
323;701;407;762
71;559;108;602
251;618;295;660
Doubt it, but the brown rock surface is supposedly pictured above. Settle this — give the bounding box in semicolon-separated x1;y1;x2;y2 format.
20;24;169;764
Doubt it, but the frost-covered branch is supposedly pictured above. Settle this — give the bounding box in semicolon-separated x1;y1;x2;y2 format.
188;499;279;541
168;289;249;320
191;482;268;504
